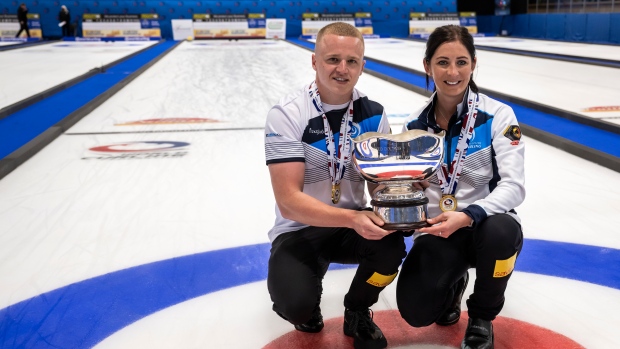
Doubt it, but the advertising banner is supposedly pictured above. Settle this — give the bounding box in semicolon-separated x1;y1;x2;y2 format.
409;12;459;38
172;19;194;41
459;12;478;35
409;12;479;38
301;13;373;38
0;13;43;39
82;14;161;39
265;18;286;39
192;14;266;39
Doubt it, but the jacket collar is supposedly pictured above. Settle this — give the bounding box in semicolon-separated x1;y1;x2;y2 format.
423;87;472;131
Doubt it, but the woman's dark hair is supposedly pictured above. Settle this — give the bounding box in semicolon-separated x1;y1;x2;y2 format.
424;25;478;93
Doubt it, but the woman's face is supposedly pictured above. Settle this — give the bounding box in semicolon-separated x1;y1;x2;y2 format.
424;40;476;100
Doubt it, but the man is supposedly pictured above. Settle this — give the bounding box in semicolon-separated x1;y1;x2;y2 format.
16;3;30;38
264;22;406;349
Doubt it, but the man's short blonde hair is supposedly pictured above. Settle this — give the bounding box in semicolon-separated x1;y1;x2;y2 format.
315;22;364;49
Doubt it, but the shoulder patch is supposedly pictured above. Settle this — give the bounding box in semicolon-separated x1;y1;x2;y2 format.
503;125;522;145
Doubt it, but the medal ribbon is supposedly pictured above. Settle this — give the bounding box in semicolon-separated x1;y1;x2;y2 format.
435;89;479;196
308;81;354;203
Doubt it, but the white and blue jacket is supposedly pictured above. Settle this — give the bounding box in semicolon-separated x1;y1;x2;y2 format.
402;89;526;227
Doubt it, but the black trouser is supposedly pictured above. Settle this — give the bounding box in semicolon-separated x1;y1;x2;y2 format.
61;23;71;37
16;22;30;38
396;214;523;326
268;226;406;325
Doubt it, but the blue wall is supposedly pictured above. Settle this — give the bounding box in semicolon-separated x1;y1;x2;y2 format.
1;0;457;39
477;13;620;45
5;1;618;43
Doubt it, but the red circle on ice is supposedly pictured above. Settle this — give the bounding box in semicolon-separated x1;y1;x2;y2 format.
263;310;585;349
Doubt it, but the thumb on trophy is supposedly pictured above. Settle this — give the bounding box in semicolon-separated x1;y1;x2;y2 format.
426;215;443;225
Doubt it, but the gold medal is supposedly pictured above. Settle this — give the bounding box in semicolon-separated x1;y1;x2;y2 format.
439;194;457;212
331;183;341;204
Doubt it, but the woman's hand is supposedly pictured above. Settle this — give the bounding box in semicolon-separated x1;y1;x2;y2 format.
412;180;430;191
417;211;473;238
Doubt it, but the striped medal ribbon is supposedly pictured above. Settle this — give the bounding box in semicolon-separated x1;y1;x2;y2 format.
308;81;354;204
435;89;479;211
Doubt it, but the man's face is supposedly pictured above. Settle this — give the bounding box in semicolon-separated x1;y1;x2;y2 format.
312;34;365;105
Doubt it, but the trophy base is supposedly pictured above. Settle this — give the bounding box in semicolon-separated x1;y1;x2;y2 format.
382;221;431;231
371;198;429;232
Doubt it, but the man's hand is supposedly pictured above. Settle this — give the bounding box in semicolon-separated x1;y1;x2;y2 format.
350;211;396;240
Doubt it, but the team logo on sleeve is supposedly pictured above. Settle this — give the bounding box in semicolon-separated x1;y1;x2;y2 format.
503;125;522;145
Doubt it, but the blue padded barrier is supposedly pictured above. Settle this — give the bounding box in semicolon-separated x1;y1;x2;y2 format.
492;15;515;35
528;13;546;39
585;13;611;43
374;18;409;38
512;13;529;37
565;13;587;42
612;13;620;44
475;14;491;33
478;13;619;45
7;2;617;43
545;13;565;40
7;0;455;39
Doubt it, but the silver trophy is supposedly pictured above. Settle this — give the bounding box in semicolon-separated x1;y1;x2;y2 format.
352;129;445;230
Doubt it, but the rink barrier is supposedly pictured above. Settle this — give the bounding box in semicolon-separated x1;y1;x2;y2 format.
470;44;620;70
287;37;620;174
405;36;620;70
0;40;182;180
0;39;56;52
477;13;620;45
0;39;165;121
399;37;620;136
519;124;620;173
56;42;181;131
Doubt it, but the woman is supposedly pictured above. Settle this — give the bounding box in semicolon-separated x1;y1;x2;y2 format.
59;5;71;37
396;25;525;349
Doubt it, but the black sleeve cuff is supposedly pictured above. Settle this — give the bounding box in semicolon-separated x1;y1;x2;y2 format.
461;204;487;228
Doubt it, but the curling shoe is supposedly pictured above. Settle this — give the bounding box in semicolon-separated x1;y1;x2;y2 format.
461;318;494;349
436;271;469;326
343;308;387;349
294;305;324;333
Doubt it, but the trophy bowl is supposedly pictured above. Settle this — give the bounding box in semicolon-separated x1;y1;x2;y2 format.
352;129;445;230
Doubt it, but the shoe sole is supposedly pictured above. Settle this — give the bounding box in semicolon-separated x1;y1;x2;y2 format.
294;324;324;333
343;323;387;349
436;315;460;326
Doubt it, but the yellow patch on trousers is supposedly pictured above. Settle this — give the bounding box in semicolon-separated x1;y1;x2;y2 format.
493;252;517;278
366;271;398;287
